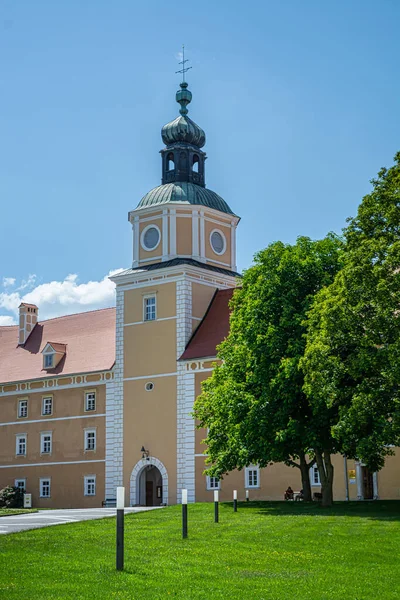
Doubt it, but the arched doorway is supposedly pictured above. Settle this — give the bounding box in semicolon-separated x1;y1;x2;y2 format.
130;457;168;506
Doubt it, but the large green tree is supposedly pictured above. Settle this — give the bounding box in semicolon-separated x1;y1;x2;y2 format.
302;153;400;472
194;235;343;505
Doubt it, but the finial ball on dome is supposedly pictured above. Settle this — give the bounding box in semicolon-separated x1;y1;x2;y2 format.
176;82;192;116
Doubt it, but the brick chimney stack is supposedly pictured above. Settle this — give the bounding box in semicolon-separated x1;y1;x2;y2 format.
18;303;39;345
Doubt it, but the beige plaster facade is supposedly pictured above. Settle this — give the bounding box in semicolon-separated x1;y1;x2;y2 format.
0;381;107;508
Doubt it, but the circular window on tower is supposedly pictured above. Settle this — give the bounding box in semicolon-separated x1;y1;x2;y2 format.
141;225;161;251
210;229;227;256
145;382;154;392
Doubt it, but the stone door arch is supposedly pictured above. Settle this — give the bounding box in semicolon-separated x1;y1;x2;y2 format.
130;457;168;506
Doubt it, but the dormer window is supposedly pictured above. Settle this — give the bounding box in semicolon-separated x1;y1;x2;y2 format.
44;354;53;369
41;342;67;370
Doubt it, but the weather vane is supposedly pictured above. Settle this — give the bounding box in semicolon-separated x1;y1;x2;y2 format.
176;45;192;83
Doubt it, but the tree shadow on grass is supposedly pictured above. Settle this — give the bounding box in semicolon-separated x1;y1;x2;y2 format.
222;500;400;521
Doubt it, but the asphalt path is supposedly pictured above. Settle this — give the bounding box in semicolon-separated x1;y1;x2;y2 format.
0;507;160;535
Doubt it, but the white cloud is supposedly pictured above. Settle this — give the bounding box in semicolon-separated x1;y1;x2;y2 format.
0;269;124;323
0;315;16;326
2;277;16;287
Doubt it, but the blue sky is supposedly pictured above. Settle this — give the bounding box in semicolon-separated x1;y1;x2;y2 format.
0;0;399;323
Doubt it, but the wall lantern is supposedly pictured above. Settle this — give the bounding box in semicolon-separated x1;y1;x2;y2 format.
141;446;150;460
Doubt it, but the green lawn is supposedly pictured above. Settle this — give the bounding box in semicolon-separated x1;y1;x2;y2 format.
0;501;399;599
0;508;38;517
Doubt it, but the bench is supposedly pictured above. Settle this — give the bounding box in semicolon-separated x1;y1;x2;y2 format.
313;492;322;501
102;498;117;507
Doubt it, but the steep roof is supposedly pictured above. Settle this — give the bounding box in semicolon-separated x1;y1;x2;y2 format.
180;288;234;361
0;308;116;384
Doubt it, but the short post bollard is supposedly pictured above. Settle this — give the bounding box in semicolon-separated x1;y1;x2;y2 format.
214;489;219;523
246;489;249;502
116;486;125;571
182;489;188;539
233;489;238;512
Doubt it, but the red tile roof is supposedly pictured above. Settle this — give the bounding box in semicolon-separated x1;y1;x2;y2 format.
0;308;116;384
180;288;234;361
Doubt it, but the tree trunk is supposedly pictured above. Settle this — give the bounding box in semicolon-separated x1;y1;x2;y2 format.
299;453;313;502
315;449;334;507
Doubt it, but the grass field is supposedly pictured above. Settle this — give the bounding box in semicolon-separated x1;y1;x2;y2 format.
0;501;399;599
0;508;38;516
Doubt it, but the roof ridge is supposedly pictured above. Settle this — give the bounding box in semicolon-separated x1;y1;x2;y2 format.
0;305;116;330
36;306;116;325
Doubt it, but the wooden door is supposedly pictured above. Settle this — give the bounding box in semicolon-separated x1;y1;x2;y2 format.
362;467;373;500
146;481;154;506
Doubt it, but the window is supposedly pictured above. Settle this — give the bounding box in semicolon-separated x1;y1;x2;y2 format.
192;154;199;173
85;429;96;451
145;382;154;392
310;465;321;486
18;399;28;418
40;478;51;498
16;434;26;456
44;354;53;368
15;479;26;491
42;396;53;416
166;152;175;171
245;466;260;488
84;475;96;496
85;391;96;412
144;296;156;322
210;229;227;255
206;476;220;490
141;225;161;251
40;432;52;454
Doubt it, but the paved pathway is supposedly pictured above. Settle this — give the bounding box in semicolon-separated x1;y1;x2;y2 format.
0;507;160;535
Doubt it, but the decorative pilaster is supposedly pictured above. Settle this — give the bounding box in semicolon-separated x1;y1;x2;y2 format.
105;287;124;499
176;277;195;503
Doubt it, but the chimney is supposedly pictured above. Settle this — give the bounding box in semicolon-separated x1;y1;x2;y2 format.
18;303;39;345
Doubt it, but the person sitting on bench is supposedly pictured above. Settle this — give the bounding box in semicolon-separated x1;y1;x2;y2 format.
284;486;294;500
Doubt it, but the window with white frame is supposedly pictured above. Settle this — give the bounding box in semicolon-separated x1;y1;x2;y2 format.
206;476;220;490
40;478;51;498
85;391;96;412
84;475;96;496
16;434;26;456
84;429;96;451
310;465;321;486
15;479;26;491
18;399;28;418
144;295;156;322
44;354;54;368
42;396;53;416
40;432;52;454
245;466;260;488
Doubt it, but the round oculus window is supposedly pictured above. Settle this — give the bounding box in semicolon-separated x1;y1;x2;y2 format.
145;382;154;392
210;230;226;255
142;226;160;251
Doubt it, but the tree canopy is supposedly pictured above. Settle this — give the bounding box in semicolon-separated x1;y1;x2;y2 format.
194;234;343;504
302;153;400;471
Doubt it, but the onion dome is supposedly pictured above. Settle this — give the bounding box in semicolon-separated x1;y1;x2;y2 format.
161;82;206;148
137;182;235;216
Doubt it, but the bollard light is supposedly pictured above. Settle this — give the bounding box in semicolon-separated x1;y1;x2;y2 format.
233;489;238;512
246;489;249;502
116;486;125;571
182;488;188;539
214;489;219;523
117;486;125;509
